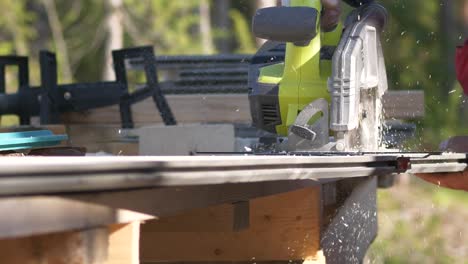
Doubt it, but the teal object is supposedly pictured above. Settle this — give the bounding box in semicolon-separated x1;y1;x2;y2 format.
0;130;68;151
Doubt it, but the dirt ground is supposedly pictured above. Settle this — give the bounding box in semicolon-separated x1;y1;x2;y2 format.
365;176;468;264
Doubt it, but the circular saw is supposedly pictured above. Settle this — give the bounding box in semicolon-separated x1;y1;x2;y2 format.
249;0;389;152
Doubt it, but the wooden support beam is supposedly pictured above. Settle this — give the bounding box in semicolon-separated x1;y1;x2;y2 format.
0;222;142;264
140;186;322;263
0;196;152;240
106;222;141;264
61;91;424;126
0;227;109;264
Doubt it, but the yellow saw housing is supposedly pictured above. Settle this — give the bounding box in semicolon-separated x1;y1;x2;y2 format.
249;0;342;135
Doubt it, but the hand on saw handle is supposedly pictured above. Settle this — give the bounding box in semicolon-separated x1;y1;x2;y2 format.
417;171;468;192
415;42;468;191
416;137;468;192
321;0;375;31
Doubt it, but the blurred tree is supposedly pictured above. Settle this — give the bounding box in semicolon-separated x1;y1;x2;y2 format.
379;0;467;149
103;0;124;81
49;1;107;82
212;0;232;53
42;0;73;82
230;9;256;53
122;0;202;54
199;0;214;54
440;0;457;100
0;0;35;56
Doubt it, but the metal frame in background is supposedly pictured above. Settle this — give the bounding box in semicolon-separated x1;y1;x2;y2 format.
112;47;176;128
0;46;175;128
0;56;30;124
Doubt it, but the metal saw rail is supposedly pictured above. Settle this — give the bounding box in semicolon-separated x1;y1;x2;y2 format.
0;153;465;197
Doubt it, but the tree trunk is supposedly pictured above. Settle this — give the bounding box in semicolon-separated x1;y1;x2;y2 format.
42;0;73;83
255;0;278;47
199;0;214;54
439;0;456;101
213;0;231;53
103;0;124;81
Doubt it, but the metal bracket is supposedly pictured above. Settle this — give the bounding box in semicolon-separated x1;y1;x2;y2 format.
112;46;176;128
0;56;30;125
39;51;60;124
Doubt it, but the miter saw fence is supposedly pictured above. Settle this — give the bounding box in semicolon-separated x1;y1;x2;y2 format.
249;1;389;152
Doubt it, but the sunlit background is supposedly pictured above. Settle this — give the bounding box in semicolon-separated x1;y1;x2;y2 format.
0;0;466;263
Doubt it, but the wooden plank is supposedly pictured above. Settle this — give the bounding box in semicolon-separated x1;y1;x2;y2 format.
106;222;141;264
86;142;138;155
140;186;322;262
0;222;142;264
0;227;108;264
62;94;251;126
61;91;424;126
382;90;425;119
0;196;152;240
66;125;132;144
65;125;138;155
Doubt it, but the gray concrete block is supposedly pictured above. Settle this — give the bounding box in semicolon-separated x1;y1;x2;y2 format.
138;124;235;155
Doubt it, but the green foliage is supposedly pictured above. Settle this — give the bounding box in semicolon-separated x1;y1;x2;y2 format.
0;0;36;55
378;0;468;149
53;1;107;82
229;9;256;54
123;0;203;54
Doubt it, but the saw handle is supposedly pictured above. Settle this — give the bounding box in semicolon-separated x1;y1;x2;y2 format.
344;2;388;31
252;6;319;46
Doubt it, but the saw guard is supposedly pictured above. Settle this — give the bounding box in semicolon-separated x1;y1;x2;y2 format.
329;3;388;133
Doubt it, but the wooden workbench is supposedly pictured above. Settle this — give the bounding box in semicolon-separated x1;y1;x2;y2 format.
0;176;378;264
